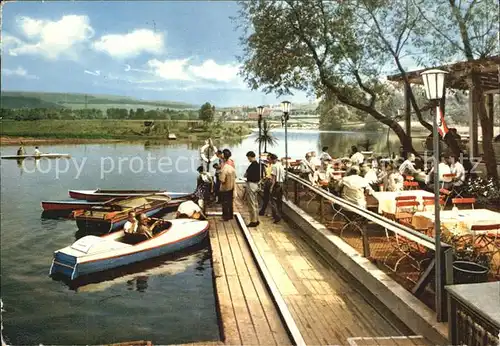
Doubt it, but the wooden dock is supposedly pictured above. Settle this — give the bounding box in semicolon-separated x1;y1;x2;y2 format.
203;185;431;345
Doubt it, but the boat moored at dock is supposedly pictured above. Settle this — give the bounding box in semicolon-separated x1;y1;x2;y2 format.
68;189;190;201
49;218;209;279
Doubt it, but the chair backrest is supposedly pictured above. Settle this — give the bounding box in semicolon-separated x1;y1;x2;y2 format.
423;199;445;206
395;200;419;210
404;175;415;181
395;195;417;201
442;173;456;182
452;197;476;209
439;188;451;196
470;224;500;232
403;181;419;189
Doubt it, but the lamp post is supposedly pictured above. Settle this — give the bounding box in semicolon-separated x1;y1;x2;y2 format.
257;105;264;178
421;68;448;322
281;101;291;197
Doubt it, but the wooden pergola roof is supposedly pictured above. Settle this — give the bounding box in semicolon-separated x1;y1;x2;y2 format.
387;55;500;93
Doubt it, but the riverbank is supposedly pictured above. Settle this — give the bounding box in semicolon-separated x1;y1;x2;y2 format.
0;120;252;145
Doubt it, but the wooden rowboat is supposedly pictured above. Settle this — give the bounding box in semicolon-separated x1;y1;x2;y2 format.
68;189;190;201
49;218;209;279
74;195;175;233
1;153;71;159
41;199;115;212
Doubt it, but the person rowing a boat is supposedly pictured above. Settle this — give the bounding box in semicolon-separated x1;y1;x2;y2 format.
123;211;138;234
34;146;41;156
17;145;26;156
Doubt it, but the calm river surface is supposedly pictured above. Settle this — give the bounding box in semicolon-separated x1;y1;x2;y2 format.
0;129;399;345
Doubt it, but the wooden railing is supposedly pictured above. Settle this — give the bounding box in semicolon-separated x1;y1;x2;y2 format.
284;172;453;322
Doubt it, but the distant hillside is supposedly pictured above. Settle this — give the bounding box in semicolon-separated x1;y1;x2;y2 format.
0;91;197;110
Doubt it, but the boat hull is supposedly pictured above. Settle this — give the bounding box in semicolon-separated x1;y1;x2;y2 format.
68;189;189;201
42;200;111;212
50;220;209;279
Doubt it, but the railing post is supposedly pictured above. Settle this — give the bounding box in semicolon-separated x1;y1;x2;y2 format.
361;223;371;258
437;247;449;322
319;197;324;223
294;179;299;205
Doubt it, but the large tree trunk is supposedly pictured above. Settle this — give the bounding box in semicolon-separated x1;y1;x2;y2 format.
471;74;498;179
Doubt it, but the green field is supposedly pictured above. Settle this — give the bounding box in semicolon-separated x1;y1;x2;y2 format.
1;119;252;141
1;91;197;110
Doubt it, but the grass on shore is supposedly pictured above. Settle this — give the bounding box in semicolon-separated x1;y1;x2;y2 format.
0;119;252;141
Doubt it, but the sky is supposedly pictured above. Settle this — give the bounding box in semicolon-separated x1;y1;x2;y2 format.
1;1;313;107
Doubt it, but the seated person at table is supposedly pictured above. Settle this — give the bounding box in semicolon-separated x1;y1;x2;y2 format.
310;151;321;167
426;155;452;188
399;153;419;177
319;146;332;162
350;146;364;165
136;213;162;239
449;155;465;187
361;163;378;186
336;166;374;208
124;211;138;234
299;152;316;184
176;200;207;220
387;164;404;192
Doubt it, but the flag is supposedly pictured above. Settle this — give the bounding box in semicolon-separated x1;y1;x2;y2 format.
436;107;449;137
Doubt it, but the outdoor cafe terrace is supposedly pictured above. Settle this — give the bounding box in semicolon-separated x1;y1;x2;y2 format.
282;162;500;312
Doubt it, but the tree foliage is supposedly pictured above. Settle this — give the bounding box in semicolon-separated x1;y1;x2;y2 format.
236;0;497;174
199;102;215;123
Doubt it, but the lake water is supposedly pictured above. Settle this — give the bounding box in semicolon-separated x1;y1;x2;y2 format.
0;129;399;344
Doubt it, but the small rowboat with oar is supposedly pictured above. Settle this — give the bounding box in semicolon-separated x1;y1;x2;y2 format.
49;218;209;280
41;199;115;212
73;195;176;233
68;189;190;201
1;153;71;159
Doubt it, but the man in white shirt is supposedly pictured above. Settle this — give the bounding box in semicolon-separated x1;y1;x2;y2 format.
337;166;374;208
176;200;206;219
319;146;332;162
124;211;138;234
350;146;364;165
269;153;285;223
399;153;419;176
426;156;452;187
310;151;321;167
450;155;466;187
34;146;41;156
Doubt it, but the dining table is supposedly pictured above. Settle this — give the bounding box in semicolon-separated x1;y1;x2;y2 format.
412;209;500;236
372;190;435;214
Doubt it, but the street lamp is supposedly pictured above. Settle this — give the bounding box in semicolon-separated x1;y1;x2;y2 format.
421;68;448;322
257;105;265;178
281;101;291;197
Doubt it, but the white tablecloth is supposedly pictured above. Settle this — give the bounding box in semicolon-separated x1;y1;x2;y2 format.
412;209;500;234
372;190;435;214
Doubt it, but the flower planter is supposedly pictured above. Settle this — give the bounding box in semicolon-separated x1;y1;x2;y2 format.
453;261;489;285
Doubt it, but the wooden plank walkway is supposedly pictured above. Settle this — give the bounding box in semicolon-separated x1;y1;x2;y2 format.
208;212;291;345
214;185;432;346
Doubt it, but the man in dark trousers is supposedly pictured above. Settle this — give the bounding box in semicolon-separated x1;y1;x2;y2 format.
244;151;260;227
269;153;285;223
259;154;273;216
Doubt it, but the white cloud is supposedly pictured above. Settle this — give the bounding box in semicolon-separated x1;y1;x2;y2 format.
84;70;100;76
147;58;192;81
188;59;241;83
2;66;38;79
93;29;164;59
6;15;94;59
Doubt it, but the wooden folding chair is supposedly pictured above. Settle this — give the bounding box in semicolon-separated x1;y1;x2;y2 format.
394;200;419;224
403;181;419;190
439;188;451;206
441;173;456;189
422;198;445;212
404;175;415;181
452;197;476;210
395;195;417;202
